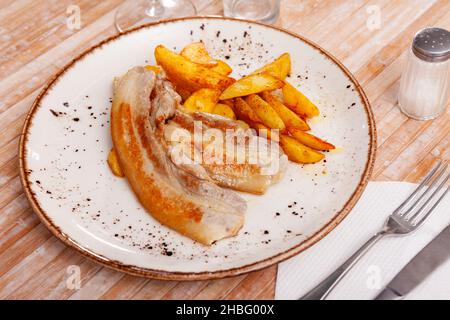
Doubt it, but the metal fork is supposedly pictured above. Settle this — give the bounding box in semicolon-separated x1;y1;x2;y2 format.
301;160;449;300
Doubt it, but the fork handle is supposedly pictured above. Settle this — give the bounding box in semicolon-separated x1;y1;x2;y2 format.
300;232;386;300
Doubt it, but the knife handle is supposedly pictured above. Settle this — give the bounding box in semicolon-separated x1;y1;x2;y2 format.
300;232;386;300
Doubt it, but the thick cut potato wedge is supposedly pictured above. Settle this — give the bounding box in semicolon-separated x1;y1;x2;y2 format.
236;120;250;129
219;74;283;100
288;128;335;151
245;94;285;130
180;42;218;67
280;135;324;164
212;103;236;119
260;91;310;131
219;99;235;109
251;123;280;142
234;97;262;124
251;53;291;80
145;65;162;74
210;60;233;76
155;45;235;92
179;42;232;75
176;86;192;102
282;82;320;118
183;88;222;113
107;149;124;177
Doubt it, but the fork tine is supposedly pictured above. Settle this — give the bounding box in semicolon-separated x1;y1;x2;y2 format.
394;160;444;216
402;163;448;219
411;173;450;227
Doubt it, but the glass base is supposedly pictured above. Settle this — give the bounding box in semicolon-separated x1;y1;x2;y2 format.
223;0;280;24
115;0;197;32
398;101;446;121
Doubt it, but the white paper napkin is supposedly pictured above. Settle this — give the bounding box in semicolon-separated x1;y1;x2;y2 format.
275;181;450;300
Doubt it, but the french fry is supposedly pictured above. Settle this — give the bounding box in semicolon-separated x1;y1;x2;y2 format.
219;74;283;100
251;53;291;80
280;135;324;164
183;88;222;113
245;94;285;130
212;103;236;119
210;60;233;76
155;45;235;92
260;91;310;131
180;42;218;67
145;65;162;74
107;149;124;177
234;97;262;124
282;81;320;118
288;128;335;151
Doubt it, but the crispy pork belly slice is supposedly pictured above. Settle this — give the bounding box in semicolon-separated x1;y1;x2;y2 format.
166;112;288;195
111;67;246;245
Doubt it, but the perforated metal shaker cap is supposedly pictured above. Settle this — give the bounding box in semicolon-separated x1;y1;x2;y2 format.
412;27;450;62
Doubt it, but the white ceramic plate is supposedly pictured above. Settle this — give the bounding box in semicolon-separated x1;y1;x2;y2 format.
20;17;375;280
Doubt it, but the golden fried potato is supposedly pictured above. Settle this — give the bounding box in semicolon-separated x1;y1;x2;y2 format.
219;99;235;109
288;128;335;151
179;42;232;75
260;91;310;131
180;42;218;67
251;123;280;142
212;103;236;119
183;88;222;113
236;120;250;129
280;135;324;163
282;81;320;118
107;148;124;177
176;86;193;102
234;97;262;124
245;94;285;130
145;65;162;74
219;74;283;100
210;60;233;76
251;53;291;80
155;45;235;92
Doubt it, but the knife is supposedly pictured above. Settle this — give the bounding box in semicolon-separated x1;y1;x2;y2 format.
375;224;450;300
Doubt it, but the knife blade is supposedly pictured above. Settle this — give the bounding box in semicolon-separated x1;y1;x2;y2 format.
375;224;450;300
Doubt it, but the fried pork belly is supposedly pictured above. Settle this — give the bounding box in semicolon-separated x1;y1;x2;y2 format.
111;67;286;244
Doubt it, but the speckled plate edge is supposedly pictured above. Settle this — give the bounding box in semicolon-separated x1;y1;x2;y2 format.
19;16;376;281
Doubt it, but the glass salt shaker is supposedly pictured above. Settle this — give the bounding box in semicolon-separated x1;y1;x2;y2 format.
398;27;450;120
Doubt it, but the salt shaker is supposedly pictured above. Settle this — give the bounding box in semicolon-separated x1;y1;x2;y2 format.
398;27;450;120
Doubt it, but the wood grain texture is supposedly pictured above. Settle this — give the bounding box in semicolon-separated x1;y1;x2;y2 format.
0;0;448;300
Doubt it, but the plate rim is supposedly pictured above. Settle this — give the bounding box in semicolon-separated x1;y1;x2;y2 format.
19;16;377;281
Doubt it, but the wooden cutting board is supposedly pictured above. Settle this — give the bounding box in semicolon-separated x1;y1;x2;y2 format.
0;0;448;299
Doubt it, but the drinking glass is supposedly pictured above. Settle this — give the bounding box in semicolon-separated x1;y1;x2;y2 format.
115;0;197;32
223;0;280;24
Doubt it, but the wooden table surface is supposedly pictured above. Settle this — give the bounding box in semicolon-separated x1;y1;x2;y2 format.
0;0;448;300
